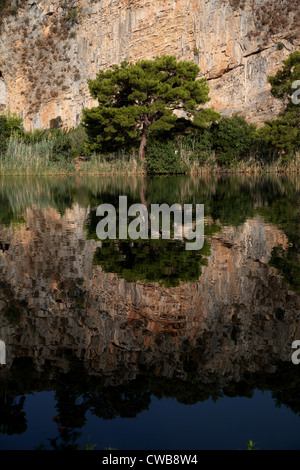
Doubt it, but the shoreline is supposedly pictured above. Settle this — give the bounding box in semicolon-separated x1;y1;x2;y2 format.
0;168;299;176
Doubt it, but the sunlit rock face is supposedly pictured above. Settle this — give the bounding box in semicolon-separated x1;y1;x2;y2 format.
0;204;299;387
0;0;298;129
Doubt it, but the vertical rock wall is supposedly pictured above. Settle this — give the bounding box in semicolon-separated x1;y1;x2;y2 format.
0;0;298;129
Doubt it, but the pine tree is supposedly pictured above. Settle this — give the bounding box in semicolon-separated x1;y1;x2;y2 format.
82;55;216;160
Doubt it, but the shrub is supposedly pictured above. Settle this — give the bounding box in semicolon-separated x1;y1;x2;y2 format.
212;114;256;165
22;128;49;144
255;119;299;160
0;112;24;153
146;140;188;174
50;129;72;161
68;125;88;158
181;129;214;164
50;116;63;129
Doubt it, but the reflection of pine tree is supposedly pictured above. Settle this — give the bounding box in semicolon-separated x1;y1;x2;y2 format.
54;358;89;429
87;386;152;420
93;238;209;286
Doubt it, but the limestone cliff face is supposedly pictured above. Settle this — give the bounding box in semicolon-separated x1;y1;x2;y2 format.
0;204;299;386
0;0;299;130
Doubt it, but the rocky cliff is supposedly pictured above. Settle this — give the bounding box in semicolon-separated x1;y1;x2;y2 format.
0;0;299;130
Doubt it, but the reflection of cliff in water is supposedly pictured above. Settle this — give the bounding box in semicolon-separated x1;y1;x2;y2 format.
0;203;299;381
0;175;299;434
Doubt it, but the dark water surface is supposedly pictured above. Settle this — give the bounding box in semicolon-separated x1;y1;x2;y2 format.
0;174;299;450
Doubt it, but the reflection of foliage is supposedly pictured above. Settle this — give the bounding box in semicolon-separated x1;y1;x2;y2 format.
0;194;25;227
270;246;300;294
93;239;210;286
257;188;300;294
0;174;299;289
0;395;27;435
48;416;81;450
2;357;300;439
204;178;256;227
0;358;43;436
83;174;300;286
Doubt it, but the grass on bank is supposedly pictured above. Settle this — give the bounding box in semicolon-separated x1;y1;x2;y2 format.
0;135;146;175
0;109;299;175
0;137;76;175
0;134;299;175
189;151;300;174
76;151;146;175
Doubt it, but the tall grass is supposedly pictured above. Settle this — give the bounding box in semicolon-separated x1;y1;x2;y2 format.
189;151;300;174
0;137;76;175
77;151;146;175
0;136;299;175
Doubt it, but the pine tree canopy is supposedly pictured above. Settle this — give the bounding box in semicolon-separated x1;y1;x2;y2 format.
82;55;217;159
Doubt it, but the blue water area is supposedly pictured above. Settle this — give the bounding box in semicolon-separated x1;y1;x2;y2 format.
0;389;299;450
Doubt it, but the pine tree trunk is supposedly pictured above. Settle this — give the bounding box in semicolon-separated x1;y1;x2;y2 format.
139;118;150;161
139;133;147;161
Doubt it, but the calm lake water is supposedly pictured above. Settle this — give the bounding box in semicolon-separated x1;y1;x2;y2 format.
0;174;299;450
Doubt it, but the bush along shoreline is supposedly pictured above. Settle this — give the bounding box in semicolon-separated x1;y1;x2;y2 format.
0;52;299;175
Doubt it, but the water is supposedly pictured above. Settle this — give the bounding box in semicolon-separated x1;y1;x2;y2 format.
0;174;299;450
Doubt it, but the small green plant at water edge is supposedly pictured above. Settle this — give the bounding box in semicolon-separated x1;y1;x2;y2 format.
247;439;258;450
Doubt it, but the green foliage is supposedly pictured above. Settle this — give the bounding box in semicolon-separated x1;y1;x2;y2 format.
247;440;258;450
84;436;97;450
255;119;298;160
49;129;73;161
146;140;188;174
256;51;300;158
0;112;24;153
93;239;210;287
68;125;89;158
83;55;213;158
20;128;72;161
0;113;88;166
180;129;215;164
211;114;256;165
0;136;76;174
21;125;88;160
268;51;300;103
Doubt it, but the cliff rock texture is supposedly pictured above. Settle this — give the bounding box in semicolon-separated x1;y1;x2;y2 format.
0;0;299;130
